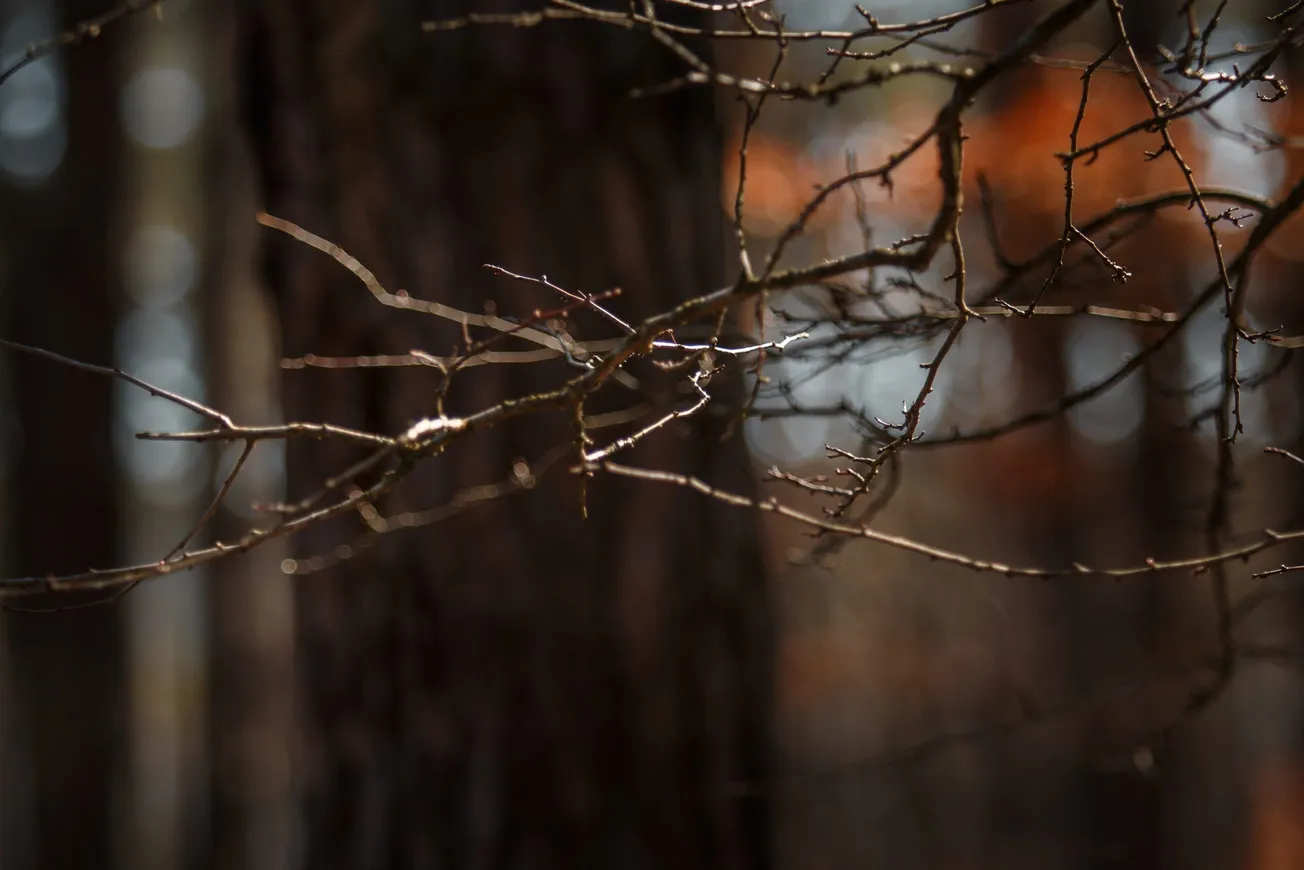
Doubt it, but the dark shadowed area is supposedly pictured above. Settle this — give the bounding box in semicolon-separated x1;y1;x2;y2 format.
2;2;1304;870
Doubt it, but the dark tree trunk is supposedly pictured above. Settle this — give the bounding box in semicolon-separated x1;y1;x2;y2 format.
237;2;772;868
203;3;297;869
0;1;127;867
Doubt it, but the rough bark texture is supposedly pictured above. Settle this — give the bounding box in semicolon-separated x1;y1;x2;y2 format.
0;2;126;867
238;2;772;868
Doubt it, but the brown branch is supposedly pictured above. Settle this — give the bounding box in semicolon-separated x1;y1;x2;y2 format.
1;337;231;426
588;460;1304;580
0;0;165;88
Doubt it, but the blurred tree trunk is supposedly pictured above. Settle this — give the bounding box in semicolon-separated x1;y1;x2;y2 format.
238;2;772;868
203;2;297;869
1238;35;1304;870
1066;7;1172;863
1054;7;1172;866
964;6;1173;866
0;1;126;867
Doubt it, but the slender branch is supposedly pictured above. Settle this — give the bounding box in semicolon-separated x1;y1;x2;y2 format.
0;0;165;88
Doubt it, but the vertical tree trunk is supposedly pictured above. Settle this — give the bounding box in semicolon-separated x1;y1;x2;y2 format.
204;3;297;868
238;2;772;868
0;2;126;867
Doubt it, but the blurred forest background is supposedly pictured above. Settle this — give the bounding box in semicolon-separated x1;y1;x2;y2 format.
2;0;1304;869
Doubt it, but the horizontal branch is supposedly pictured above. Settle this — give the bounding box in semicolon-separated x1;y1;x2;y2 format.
590;460;1304;580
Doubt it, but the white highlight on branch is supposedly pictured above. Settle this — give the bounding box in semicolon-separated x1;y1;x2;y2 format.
401;416;467;445
583;373;712;463
652;331;809;355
